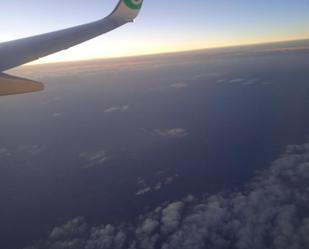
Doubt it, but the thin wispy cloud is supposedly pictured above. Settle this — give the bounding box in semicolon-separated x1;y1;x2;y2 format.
52;113;62;118
194;72;220;79
217;77;272;86
0;145;47;159
0;147;11;158
169;83;189;89
104;105;129;113
79;149;109;169
135;187;151;196
154;128;188;138
19;145;47;156
229;78;246;84
135;174;180;196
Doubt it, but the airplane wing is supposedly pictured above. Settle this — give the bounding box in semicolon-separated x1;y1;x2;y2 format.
0;0;144;72
0;73;44;96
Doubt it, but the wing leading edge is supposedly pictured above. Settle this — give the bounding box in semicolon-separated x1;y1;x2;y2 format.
0;0;144;72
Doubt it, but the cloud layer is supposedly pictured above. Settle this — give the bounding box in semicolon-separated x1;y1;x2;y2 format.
26;143;309;249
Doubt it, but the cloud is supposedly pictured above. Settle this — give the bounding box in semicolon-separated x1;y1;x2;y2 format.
0;147;11;158
154;128;188;138
169;83;189;89
194;72;220;79
135;187;151;196
0;145;46;161
229;78;246;84
154;175;180;191
104;105;129;113
49;217;88;242
19;145;46;156
136;174;180;195
26;143;309;249
52;113;62;118
241;78;259;85
154;182;163;190
161;202;184;235
79;149;109;169
217;78;272;86
164;175;179;185
216;79;226;83
28;145;46;156
86;224;126;249
137;218;160;235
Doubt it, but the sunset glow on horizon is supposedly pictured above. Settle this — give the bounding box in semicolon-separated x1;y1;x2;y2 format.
1;0;308;64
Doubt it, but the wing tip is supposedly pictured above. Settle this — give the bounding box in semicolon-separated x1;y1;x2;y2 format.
110;0;144;23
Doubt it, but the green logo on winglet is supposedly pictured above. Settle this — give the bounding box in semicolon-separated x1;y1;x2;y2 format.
124;0;143;10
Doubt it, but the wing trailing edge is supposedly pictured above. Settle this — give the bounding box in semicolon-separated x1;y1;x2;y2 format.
0;74;44;96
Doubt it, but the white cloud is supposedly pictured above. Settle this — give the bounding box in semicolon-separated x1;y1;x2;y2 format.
104;105;129;113
86;224;126;249
135;177;151;196
229;78;246;84
161;202;184;235
155;174;179;191
218;77;272;86
26;143;309;249
19;145;46;156
170;83;189;89
0;147;11;158
0;145;46;161
79;149;109;169
135;187;151;196
137;218;160;235
194;72;220;79
52;113;62;118
154;182;162;190
49;217;87;241
136;174;179;195
164;175;179;185
242;78;259;85
137;177;146;185
216;79;226;83
154;128;188;138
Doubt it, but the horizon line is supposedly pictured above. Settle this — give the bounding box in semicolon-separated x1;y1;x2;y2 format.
24;37;309;68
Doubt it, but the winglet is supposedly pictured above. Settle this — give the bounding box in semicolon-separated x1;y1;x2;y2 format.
110;0;144;23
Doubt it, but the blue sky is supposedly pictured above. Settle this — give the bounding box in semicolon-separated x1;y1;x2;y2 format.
1;0;308;63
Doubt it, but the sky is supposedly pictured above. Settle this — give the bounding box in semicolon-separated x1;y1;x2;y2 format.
1;0;308;63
